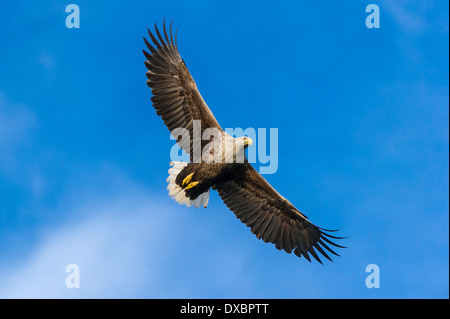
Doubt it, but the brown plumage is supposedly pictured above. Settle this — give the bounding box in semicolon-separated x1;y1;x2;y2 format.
143;20;221;162
143;20;344;263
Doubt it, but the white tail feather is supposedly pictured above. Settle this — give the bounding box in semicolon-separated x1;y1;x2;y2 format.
167;161;210;208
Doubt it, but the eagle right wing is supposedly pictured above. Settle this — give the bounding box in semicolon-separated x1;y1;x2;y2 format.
143;20;223;162
213;162;344;263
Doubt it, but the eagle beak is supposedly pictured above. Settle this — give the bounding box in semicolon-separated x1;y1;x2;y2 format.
244;137;253;146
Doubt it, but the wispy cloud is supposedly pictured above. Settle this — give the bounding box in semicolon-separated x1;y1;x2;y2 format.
0;92;36;149
0;172;255;298
0;195;167;298
382;0;449;34
0;92;41;196
38;52;54;69
382;0;430;33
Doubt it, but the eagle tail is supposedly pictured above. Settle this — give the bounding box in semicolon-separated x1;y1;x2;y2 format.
166;161;210;208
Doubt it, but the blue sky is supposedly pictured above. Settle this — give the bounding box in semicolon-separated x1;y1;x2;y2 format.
0;0;448;298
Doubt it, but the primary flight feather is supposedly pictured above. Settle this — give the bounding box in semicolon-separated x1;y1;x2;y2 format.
143;20;344;263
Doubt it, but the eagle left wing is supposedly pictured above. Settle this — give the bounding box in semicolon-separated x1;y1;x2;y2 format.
213;162;344;263
143;20;223;162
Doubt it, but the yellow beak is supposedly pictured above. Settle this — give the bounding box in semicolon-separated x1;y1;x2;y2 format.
244;137;253;146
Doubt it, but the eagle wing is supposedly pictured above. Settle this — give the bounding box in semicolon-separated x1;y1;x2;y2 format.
143;20;222;162
213;162;344;263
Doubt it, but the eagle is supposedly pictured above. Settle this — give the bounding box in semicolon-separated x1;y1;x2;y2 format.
143;20;344;263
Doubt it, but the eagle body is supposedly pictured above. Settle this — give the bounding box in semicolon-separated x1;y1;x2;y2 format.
169;134;250;208
143;21;344;263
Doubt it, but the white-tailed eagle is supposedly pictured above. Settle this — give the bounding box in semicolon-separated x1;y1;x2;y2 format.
143;20;344;263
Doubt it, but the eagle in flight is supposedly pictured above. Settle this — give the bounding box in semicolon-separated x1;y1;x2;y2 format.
143;20;344;263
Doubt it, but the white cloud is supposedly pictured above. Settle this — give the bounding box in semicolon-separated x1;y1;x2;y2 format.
0;176;255;298
0;195;154;298
0;191;179;298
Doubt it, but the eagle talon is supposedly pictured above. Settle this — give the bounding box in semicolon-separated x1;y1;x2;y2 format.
185;181;199;190
182;173;194;186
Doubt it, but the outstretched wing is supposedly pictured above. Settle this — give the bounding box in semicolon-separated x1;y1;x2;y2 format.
143;20;222;162
213;162;344;263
